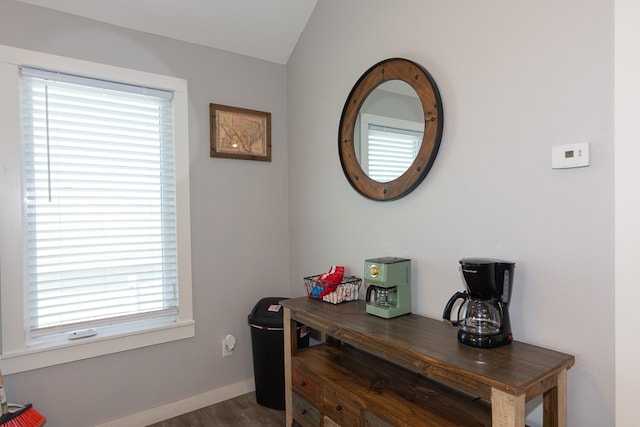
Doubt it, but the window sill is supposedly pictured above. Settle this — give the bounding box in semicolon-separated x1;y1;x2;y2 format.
0;320;195;375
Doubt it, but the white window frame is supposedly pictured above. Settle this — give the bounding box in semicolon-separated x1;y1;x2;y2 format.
0;45;194;374
359;112;424;182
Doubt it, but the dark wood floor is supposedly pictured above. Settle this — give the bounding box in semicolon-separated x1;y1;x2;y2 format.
146;392;286;427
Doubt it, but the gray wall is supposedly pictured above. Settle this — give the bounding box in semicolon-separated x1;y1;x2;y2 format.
0;1;291;425
287;1;614;426
615;2;640;424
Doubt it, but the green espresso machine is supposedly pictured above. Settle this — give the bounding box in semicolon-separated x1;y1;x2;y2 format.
365;257;411;318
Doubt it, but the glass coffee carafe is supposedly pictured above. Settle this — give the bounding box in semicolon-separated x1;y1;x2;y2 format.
443;258;515;348
457;297;502;336
368;286;398;308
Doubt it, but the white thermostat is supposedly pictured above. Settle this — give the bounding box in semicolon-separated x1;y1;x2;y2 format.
552;143;590;169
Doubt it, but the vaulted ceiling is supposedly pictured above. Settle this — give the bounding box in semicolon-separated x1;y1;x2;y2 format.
17;0;318;64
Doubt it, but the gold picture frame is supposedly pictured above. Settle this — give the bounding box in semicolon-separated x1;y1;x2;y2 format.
210;103;271;162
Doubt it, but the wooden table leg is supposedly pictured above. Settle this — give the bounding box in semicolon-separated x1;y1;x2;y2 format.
543;369;568;427
284;307;294;427
491;388;525;426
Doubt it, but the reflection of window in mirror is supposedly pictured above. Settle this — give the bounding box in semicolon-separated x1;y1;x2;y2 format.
359;113;424;183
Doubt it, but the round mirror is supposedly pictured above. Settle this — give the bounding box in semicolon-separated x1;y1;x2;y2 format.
339;58;443;201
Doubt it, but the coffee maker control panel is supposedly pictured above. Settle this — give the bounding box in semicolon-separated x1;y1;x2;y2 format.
369;264;379;278
365;257;410;286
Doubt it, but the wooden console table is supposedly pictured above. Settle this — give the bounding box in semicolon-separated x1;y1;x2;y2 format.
281;297;574;427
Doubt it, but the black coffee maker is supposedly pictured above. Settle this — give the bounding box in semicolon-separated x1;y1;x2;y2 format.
443;258;515;348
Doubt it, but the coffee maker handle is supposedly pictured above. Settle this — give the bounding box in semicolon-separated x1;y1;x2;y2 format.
365;285;376;302
442;291;467;326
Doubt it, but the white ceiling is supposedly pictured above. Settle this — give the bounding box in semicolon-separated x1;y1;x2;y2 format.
17;0;318;65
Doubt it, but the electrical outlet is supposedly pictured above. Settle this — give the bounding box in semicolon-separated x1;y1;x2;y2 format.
222;334;236;357
222;340;233;357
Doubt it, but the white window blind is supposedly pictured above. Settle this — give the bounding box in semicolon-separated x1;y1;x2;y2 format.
20;67;179;340
366;124;423;183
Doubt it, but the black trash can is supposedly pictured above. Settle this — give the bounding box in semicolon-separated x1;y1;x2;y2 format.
248;297;309;410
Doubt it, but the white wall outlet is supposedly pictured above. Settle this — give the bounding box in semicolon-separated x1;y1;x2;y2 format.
552;143;590;169
222;334;236;357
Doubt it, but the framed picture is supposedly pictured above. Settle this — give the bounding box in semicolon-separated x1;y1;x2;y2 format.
210;103;271;162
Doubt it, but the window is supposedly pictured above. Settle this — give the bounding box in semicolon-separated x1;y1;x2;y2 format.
21;67;180;340
0;45;193;374
359;113;424;182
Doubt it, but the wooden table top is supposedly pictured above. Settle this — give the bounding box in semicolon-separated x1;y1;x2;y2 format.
281;297;575;399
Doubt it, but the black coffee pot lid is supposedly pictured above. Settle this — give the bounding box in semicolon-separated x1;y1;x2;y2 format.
460;258;515;268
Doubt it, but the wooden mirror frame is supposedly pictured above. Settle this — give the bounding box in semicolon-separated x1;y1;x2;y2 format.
338;58;444;201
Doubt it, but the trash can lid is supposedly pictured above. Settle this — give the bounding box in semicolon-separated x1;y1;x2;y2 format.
248;296;289;329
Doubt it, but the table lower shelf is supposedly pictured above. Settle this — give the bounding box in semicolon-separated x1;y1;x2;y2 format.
292;342;493;427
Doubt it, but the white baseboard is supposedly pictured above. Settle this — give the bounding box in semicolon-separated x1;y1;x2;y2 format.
95;377;255;427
